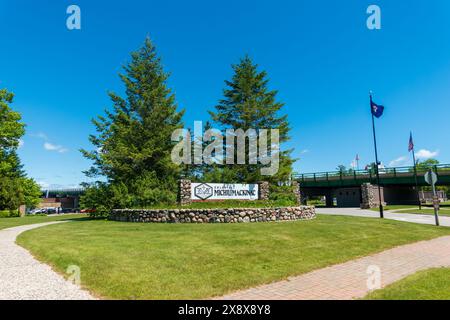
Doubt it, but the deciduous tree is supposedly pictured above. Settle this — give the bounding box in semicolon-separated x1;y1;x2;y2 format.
0;89;41;212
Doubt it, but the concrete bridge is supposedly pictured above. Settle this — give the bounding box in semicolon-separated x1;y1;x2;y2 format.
293;164;450;208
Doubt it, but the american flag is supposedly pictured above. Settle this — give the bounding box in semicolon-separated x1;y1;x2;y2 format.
408;132;414;152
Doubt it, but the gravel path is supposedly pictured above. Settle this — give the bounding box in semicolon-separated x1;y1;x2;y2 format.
0;222;95;300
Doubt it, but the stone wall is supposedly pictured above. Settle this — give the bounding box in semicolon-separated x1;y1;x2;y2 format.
258;181;270;201
110;206;316;224
178;180;192;206
292;181;301;205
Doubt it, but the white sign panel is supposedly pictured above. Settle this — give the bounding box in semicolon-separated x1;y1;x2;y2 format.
424;171;438;186
191;183;259;201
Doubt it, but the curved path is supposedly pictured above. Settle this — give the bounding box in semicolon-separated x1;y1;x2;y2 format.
316;207;450;227
0;222;95;300
219;235;450;300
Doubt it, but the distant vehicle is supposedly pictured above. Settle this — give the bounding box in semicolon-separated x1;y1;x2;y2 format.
80;209;96;214
46;208;57;214
29;208;45;215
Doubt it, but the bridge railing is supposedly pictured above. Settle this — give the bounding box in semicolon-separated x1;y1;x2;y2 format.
40;188;85;197
293;164;450;182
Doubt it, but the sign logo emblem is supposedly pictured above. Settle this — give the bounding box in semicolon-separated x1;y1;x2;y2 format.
194;183;213;200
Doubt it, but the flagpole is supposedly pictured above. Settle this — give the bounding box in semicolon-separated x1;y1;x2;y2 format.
411;133;422;210
370;92;384;219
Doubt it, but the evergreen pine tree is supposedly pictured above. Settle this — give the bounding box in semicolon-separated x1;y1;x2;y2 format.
208;56;294;185
81;38;184;208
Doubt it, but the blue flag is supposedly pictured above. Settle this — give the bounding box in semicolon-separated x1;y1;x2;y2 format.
371;100;384;118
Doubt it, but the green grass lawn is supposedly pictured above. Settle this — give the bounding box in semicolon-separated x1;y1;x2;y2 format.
369;205;417;212
0;214;87;230
395;209;450;217
365;268;450;300
17;215;450;300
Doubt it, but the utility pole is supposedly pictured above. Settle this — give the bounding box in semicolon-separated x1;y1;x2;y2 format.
370;92;384;219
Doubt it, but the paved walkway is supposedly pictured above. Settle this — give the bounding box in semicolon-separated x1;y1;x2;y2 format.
316;207;450;227
218;235;450;300
0;222;95;300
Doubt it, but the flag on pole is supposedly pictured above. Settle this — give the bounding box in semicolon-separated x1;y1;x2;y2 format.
408;132;414;152
371;100;385;118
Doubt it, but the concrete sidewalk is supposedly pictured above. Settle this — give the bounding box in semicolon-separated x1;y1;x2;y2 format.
0;222;95;300
315;207;450;227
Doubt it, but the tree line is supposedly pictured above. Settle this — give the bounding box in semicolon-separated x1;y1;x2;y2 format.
0;38;296;216
78;38;296;215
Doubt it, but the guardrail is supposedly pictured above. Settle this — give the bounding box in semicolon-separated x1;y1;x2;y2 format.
41;188;85;197
293;164;450;183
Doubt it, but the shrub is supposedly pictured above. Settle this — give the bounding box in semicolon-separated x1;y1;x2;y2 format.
80;178;177;218
269;184;297;205
0;210;19;218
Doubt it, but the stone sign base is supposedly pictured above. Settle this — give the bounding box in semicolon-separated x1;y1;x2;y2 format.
110;206;316;224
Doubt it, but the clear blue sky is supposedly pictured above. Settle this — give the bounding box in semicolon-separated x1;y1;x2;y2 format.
1;0;450;188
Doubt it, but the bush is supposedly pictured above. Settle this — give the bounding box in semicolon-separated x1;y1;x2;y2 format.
269;184;297;205
0;210;19;218
80;177;177;218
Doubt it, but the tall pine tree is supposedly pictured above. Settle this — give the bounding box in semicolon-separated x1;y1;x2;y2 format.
208;56;294;184
81;38;184;209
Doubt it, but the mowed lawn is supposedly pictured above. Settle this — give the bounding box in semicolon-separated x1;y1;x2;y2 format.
369;205;417;212
397;209;450;217
17;215;450;300
0;214;87;230
365;268;450;300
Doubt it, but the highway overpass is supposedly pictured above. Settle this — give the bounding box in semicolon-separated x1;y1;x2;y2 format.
293;164;450;208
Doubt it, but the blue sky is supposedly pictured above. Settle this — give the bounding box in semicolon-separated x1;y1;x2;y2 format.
1;0;450;188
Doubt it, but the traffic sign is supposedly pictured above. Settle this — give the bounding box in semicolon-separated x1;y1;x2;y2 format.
424;170;438;186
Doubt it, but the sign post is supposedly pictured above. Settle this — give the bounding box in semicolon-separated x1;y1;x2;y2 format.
424;170;440;226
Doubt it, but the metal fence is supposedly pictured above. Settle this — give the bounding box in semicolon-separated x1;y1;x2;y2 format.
293;164;450;184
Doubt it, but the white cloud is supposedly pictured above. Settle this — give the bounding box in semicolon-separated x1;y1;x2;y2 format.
18;139;24;148
44;142;69;153
300;149;309;154
33;132;69;153
389;156;409;167
415;149;439;160
32;132;48;140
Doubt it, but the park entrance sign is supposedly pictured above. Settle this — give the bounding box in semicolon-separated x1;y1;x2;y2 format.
191;183;259;201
